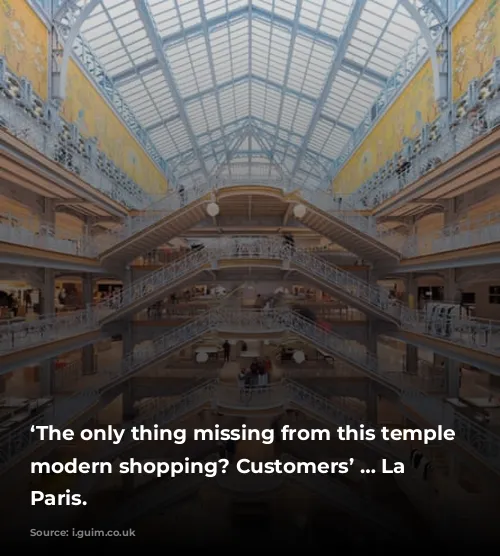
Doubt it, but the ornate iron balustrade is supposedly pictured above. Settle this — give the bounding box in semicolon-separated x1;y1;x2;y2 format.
1;304;498;475
348;86;500;210
401;211;500;258
3;236;499;359
286;378;500;473
0;309;99;355
0;91;151;210
400;307;500;357
95;236;402;321
0;212;98;257
95;183;213;252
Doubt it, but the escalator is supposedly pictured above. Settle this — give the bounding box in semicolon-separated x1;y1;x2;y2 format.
293;189;400;266
97;185;212;267
96;237;401;325
3;309;498;482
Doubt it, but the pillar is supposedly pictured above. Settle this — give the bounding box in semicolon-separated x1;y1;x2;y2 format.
82;273;96;375
444;359;461;397
82;345;96;376
406;273;418;309
434;354;461;397
366;320;378;354
41;198;55;227
0;375;6;395
366;382;378;423
122;323;135;420
405;344;418;374
38;268;56;396
443;198;458;227
40;268;55;315
122;380;136;421
443;268;459;303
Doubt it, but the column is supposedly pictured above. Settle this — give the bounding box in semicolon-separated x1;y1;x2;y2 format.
38;268;56;396
442;268;461;396
82;273;96;375
122;380;136;421
444;359;461;397
366;319;378;354
122;323;136;420
405;345;418;374
366;381;378;423
443;268;458;303
406;272;418;309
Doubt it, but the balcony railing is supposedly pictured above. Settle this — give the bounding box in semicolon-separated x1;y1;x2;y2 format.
348;68;500;210
0;64;157;210
0;309;99;355
1;309;499;474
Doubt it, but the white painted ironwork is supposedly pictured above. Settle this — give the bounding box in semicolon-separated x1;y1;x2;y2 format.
402;211;500;258
3;236;499;358
95;236;402;322
286;379;500;473
0;309;99;355
95;182;212;252
0;212;98;257
350;93;500;210
400;307;500;357
1;308;498;473
0;94;148;209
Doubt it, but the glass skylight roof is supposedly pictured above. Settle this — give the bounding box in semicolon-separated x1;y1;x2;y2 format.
72;0;427;188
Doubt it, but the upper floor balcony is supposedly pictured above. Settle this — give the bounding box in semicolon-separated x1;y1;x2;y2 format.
343;59;500;212
0;59;155;211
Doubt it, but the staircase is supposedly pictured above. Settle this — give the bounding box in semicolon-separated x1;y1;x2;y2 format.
294;189;401;266
95;237;402;325
97;184;212;267
2;309;498;480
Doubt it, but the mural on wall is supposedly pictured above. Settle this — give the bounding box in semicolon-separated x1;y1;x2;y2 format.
333;61;437;194
0;0;48;98
452;0;499;100
62;60;167;195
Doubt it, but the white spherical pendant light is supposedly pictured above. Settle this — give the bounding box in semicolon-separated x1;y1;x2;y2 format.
206;202;220;217
293;350;305;364
196;351;209;363
293;204;306;219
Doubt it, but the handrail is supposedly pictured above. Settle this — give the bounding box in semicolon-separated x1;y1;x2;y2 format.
2;308;498;474
0;212;98;257
402;210;500;258
3;238;500;358
94;236;403;321
0;309;99;355
0;93;150;210
348;92;500;210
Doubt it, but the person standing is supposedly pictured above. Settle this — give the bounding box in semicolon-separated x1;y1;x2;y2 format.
223;340;231;362
178;184;185;207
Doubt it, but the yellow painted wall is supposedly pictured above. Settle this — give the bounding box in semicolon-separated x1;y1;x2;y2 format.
332;61;438;194
62;59;168;195
0;0;48;98
452;0;500;100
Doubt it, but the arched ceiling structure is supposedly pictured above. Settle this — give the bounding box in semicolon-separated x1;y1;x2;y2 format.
52;0;448;190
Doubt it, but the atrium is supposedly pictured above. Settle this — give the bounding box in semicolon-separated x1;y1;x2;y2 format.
0;0;499;546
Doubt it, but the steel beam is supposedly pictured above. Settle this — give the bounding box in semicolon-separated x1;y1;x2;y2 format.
134;0;209;181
